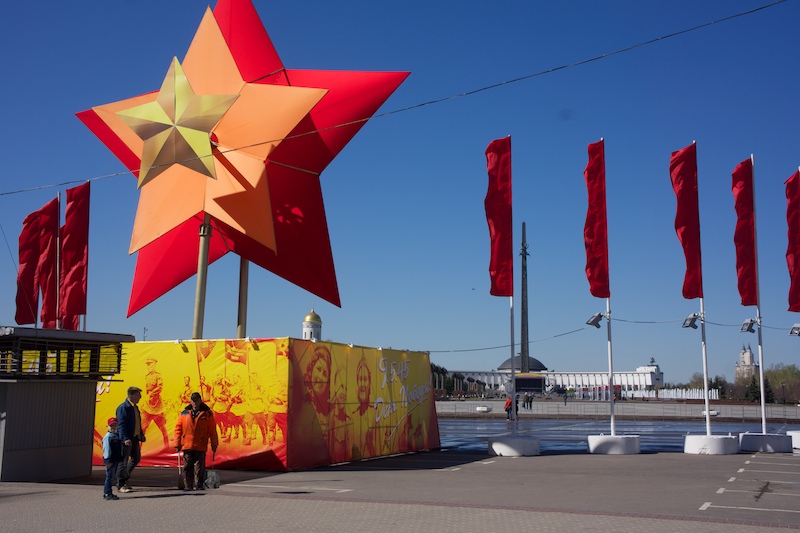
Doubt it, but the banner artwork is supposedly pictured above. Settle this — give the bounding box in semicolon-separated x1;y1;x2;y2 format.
94;338;440;471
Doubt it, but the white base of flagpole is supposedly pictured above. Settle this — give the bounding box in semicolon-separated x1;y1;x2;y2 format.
587;434;640;455
683;435;739;455
739;433;792;453
488;436;540;457
787;431;800;449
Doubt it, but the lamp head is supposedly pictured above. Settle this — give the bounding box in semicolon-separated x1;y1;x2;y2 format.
682;314;699;329
586;313;604;328
740;319;756;333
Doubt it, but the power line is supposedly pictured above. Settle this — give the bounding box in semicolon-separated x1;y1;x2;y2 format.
429;326;593;353
612;317;684;324
427;315;798;354
0;0;787;198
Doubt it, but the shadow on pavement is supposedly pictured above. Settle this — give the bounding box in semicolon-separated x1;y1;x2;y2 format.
55;449;494;487
54;466;283;488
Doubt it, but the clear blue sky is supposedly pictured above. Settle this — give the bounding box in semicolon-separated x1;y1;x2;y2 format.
1;1;799;385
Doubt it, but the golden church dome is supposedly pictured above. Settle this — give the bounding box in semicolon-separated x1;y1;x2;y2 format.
303;310;322;323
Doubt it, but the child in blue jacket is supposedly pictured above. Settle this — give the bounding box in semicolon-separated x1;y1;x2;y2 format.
102;418;123;500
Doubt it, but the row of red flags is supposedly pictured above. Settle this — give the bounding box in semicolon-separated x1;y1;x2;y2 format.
485;137;800;313
15;182;90;329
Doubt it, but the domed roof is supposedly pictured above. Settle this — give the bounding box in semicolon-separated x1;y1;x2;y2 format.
498;355;547;372
303;310;322;323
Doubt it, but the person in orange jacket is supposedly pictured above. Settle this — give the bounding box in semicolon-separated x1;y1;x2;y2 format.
172;392;219;490
503;395;513;419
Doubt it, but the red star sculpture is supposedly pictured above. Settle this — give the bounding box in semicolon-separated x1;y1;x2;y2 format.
78;0;408;315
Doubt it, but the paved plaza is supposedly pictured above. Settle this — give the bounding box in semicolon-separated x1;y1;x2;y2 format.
1;405;799;532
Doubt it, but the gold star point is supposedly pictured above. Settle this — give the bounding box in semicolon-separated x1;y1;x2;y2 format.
116;57;238;188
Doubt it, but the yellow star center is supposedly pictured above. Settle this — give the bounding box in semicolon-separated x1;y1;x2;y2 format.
116;57;238;188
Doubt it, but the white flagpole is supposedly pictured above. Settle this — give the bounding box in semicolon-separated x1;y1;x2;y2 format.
55;191;61;330
751;154;767;433
509;295;516;423
689;139;711;436
699;298;711;435
756;306;766;433
605;297;615;436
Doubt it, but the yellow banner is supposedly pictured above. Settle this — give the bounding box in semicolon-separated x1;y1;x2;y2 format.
287;341;439;469
94;338;439;471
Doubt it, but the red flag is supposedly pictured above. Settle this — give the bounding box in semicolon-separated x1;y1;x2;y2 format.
583;139;610;298
732;157;757;306
60;182;90;324
669;142;703;299
485;137;513;297
15;211;40;325
36;198;60;327
785;170;800;311
60;315;80;331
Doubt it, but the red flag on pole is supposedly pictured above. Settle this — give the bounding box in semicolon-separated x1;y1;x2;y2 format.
36;197;60;328
60;315;80;331
669;142;703;299
785;169;800;311
583;139;610;298
732;157;758;306
485;137;513;297
15;211;40;325
60;182;90;326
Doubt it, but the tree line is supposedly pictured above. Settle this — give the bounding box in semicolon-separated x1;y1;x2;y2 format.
430;363;489;398
674;363;799;404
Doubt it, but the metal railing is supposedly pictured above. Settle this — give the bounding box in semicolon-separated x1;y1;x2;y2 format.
0;344;122;378
435;399;800;422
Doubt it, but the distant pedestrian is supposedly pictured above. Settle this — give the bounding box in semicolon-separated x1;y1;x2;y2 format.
504;396;512;419
522;393;529;410
116;386;145;493
101;418;122;501
564;394;568;406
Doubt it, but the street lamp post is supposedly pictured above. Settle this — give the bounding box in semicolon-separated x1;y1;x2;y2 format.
781;382;786;405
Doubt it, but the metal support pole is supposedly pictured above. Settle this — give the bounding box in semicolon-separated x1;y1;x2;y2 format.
237;257;249;339
192;213;212;340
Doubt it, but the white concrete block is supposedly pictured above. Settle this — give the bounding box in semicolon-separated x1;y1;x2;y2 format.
739;433;793;453
587;435;640;455
488;437;540;456
683;435;739;455
787;430;800;449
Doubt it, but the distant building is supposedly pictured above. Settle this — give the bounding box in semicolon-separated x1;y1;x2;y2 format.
635;361;664;388
498;355;547;393
451;356;664;398
302;309;322;341
734;344;758;382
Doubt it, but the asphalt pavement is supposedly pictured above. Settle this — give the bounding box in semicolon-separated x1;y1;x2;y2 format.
2;405;799;532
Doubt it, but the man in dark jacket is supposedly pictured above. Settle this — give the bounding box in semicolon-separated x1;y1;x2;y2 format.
116;386;145;492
